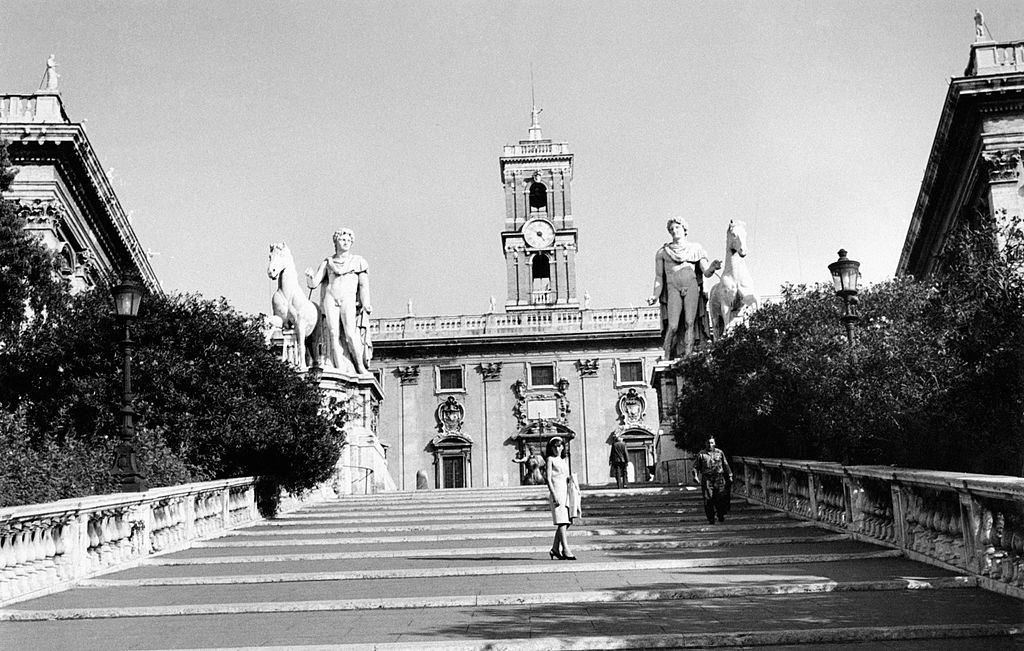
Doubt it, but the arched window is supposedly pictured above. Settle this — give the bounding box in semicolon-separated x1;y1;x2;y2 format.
532;253;552;300
529;182;547;210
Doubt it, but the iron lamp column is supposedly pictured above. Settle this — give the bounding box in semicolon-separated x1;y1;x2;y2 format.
112;280;146;492
827;249;861;347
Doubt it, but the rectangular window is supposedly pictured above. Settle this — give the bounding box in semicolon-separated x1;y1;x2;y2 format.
618;360;644;384
438;367;464;391
530;363;555;387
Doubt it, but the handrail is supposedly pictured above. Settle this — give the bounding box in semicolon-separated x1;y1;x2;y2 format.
730;456;1024;600
0;477;259;606
339;464;375;495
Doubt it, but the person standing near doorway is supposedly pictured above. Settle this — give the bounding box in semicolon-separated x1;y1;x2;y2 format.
609;434;629;489
693;436;733;524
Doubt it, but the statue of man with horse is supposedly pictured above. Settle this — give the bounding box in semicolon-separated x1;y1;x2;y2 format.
708;219;759;339
649;217;722;360
305;228;373;376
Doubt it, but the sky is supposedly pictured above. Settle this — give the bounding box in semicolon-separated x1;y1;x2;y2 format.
4;1;1024;319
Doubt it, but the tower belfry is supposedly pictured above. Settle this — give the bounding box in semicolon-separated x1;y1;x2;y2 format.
500;110;577;311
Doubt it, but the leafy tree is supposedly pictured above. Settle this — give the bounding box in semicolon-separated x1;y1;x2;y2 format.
0;141;65;343
669;217;1024;476
0;284;342;509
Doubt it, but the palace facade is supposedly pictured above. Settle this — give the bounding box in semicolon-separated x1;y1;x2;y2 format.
369;114;669;490
898;36;1024;279
0;60;159;293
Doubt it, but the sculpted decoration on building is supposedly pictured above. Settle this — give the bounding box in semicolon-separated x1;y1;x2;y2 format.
435;396;465;434
477;362;503;382
617;388;647;428
577;358;599;377
511;377;571;428
982;149;1023;183
396;365;420;385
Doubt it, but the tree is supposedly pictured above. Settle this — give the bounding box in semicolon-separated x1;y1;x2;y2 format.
0;284;343;509
668;217;1024;476
0;140;65;343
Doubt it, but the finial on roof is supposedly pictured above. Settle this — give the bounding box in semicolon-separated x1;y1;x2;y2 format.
39;54;59;93
974;9;993;43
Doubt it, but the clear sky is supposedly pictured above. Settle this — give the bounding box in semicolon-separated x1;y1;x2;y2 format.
4;1;1024;318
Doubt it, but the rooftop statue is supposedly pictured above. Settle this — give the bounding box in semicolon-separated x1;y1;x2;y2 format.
648;217;721;359
267;243;318;372
708;220;759;338
305;228;373;375
974;9;986;42
40;54;59;92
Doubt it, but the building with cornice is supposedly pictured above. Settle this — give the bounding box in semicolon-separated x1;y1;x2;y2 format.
0;59;159;293
369;111;669;490
898;36;1024;279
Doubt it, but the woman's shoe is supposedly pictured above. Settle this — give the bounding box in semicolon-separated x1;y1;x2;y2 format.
561;554;577;561
549;550;564;560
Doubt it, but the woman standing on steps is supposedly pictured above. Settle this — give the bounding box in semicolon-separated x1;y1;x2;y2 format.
545;436;577;560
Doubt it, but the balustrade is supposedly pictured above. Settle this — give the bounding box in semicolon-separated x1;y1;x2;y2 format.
0;477;257;606
733;457;1024;598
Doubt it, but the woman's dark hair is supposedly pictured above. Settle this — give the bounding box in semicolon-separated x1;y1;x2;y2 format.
545;437;564;459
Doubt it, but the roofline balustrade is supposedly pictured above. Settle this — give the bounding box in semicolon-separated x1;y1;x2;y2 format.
732;456;1024;600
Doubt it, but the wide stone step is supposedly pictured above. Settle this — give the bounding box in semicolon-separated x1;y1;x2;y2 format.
1;589;1019;648
193;529;841;550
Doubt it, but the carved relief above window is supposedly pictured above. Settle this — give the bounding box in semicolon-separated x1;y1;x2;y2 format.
617;388;647;428
511;376;571;428
435;395;466;434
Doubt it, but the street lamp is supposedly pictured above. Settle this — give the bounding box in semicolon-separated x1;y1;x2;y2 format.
112;279;146;492
827;249;861;346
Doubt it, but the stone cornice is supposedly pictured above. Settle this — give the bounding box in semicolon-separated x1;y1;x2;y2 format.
1;123;161;292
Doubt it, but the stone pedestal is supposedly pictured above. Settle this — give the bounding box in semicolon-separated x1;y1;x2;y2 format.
316;368;396;495
650;360;695;485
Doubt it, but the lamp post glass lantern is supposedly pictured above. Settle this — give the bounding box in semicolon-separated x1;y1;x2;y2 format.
828;249;861;346
112;280;146;492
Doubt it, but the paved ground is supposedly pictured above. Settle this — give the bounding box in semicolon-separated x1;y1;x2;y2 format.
1;485;1022;649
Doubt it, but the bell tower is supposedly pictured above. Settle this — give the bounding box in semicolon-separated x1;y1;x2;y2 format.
500;108;578;311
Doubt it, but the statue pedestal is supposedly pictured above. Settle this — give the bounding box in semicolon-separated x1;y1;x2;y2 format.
315;368;396;495
650;361;696;486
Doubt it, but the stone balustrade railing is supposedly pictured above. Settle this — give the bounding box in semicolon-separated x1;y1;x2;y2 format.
732;457;1024;598
0;477;257;606
370;306;661;341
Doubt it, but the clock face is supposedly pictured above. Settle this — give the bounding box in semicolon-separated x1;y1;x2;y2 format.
523;219;555;248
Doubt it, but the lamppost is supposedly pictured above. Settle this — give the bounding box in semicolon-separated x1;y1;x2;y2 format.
828;249;861;347
112;279;146;492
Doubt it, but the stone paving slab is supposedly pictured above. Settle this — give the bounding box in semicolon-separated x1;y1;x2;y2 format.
1;589;1020;649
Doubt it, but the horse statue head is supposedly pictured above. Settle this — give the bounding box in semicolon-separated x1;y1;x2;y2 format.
267;242;292;280
727;220;748;258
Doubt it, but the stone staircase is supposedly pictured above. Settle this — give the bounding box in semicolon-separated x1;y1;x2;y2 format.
0;486;1021;649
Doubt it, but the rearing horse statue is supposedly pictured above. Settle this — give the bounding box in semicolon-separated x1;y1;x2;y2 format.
267;243;319;371
708;220;759;338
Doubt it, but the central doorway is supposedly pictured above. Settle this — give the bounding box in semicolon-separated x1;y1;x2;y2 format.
442;455;467;488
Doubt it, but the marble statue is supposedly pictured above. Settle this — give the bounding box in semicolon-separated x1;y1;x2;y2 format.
648;217;721;359
708;220;759;338
41;55;58;92
488;296;495;313
305;229;373;375
267;243;319;371
513;443;547;485
975;9;986;41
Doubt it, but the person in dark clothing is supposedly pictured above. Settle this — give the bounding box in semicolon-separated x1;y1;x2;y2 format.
692;436;732;524
609;435;629;488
